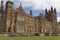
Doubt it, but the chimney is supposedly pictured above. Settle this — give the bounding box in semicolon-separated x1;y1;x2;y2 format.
30;10;32;15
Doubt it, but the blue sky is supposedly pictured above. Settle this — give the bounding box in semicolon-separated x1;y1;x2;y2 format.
0;0;60;22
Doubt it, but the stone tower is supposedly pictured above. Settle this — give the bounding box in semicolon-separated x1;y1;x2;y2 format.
45;6;57;33
6;1;14;33
51;7;57;33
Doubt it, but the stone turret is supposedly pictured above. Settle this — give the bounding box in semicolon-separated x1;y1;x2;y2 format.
45;8;47;18
51;6;53;12
30;10;32;15
45;8;47;13
50;7;57;33
54;8;56;14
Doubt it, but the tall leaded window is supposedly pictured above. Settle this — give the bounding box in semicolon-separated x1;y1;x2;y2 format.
17;16;24;21
17;25;24;30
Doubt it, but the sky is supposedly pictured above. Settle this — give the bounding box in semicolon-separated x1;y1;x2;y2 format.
0;0;60;22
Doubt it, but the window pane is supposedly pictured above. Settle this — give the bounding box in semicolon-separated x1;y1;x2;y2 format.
17;25;24;30
17;16;24;21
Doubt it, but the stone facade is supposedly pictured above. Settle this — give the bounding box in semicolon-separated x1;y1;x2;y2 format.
0;1;60;36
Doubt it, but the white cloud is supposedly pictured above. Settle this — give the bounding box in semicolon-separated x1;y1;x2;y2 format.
19;0;60;12
0;0;60;11
0;0;60;12
57;17;60;22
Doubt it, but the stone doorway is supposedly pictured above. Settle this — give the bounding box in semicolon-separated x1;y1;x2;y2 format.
35;33;39;36
45;33;49;36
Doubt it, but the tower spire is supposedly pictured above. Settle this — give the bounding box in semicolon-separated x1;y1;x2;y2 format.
20;0;22;7
20;2;22;7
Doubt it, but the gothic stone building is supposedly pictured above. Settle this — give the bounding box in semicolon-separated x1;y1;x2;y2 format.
0;1;60;36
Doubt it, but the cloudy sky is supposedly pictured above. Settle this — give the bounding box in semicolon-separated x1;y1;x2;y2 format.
0;0;60;22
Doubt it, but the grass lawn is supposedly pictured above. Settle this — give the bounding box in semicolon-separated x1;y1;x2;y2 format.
0;36;60;40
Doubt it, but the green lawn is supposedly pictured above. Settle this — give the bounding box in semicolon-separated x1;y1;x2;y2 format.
0;36;60;40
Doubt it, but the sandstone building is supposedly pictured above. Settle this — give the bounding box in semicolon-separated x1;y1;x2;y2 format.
0;1;60;36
